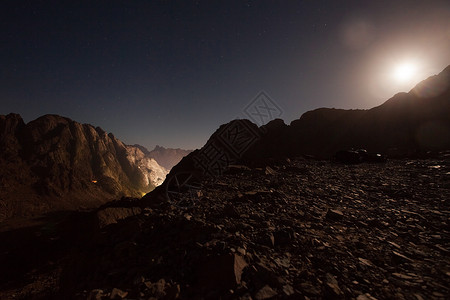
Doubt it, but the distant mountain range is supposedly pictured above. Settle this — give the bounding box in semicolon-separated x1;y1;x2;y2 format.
0;114;190;221
132;144;192;170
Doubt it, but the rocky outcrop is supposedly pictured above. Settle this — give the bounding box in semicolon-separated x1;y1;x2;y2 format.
0;114;167;221
126;145;168;187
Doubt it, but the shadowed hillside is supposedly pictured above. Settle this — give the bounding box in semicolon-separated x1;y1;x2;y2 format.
150;65;450;197
243;65;450;160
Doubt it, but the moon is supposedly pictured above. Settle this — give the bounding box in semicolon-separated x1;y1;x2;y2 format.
393;62;418;83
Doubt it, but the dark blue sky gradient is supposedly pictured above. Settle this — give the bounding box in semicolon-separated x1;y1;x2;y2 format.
1;1;449;149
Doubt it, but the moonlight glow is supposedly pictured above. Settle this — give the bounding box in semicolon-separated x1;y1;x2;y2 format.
393;62;418;83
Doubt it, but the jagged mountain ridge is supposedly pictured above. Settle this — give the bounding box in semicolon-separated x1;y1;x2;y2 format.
153;65;450;195
244;65;450;160
0;114;168;221
145;145;193;170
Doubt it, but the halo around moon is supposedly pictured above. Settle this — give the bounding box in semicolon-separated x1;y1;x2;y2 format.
393;62;418;83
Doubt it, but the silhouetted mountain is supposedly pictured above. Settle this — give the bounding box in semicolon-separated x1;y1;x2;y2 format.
0;114;167;221
245;65;450;160
151;65;450;198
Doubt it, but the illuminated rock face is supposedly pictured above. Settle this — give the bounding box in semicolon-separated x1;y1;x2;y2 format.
125;145;168;188
0;114;166;220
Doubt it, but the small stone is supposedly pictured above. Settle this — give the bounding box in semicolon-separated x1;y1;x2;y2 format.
144;279;167;297
325;273;342;297
388;241;401;249
358;257;374;267
356;293;378;300
392;251;413;263
265;166;277;175
282;284;294;296
254;285;277;300
413;293;425;300
274;256;290;268
434;244;450;254
88;289;104;300
258;233;275;247
392;273;414;280
237;247;246;256
326;282;343;297
153;278;167;296
110;288;128;299
326;209;344;221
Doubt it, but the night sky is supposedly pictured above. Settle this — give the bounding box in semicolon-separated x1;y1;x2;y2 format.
1;1;449;150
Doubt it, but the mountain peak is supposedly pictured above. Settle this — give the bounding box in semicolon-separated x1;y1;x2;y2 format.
0;113;168;221
153;145;165;151
0;113;25;127
410;65;450;98
148;145;192;170
164;65;450;167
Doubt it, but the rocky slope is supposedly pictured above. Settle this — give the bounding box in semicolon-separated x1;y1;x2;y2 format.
0;114;167;221
85;157;450;299
1;157;448;299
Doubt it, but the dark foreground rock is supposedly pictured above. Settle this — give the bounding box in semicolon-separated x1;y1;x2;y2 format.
0;158;449;299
